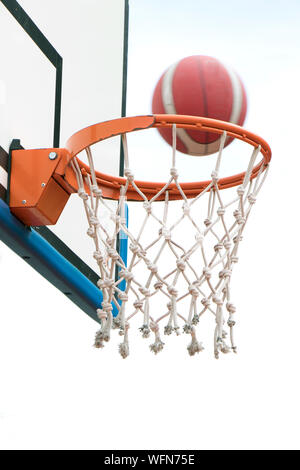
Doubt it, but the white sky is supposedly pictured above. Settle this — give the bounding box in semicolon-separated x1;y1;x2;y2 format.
1;0;300;450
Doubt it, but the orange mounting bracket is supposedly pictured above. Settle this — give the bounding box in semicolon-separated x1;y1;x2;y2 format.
9;147;73;226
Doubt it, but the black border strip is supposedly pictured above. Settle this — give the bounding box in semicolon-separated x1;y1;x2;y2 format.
0;146;8;201
0;0;62;147
116;0;129;281
119;0;129;177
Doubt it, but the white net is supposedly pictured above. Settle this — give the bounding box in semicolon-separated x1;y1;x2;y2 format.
71;124;269;359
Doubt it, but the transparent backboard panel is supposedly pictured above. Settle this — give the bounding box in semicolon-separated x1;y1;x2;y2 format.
0;0;128;274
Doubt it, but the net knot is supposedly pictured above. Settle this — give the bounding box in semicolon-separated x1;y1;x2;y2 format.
129;243;139;254
139;287;151;297
212;295;223;306
233;209;245;225
176;259;186;271
143;202;152;214
154;281;163;290
101;279;114;289
231;255;239;263
91;184;102;197
146;262;158;274
219;269;232;279
108;248;119;260
202;267;212;279
217;207;225;217
224;240;232;250
226;302;236;313
78;188;89;200
139;324;151;338
102;301;113;312
248;194;257;204
201;297;210;308
237;186;245;197
183;323;193;334
137;250;147;259
167;286;178;297
87;227;96;238
94;330;104;349
89;216;100;227
112;317;121;329
164;324;173;335
133;299;144;309
170;167;178;178
94;329;109;345
96;309;106;321
119;269;134;281
214;243;223;252
204;218;212;227
124;169;134;182
188;284;199;297
118;292;128;302
159;227;171;240
93;250;104;262
211;170;219;184
233;235;243;244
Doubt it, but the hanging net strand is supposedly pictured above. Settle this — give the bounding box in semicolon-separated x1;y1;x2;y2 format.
70;119;270;359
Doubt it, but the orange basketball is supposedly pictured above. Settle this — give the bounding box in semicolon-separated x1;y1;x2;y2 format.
152;55;247;156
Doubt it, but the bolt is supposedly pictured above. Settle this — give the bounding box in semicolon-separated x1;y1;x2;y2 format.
41;183;46;187
49;151;57;160
22;200;26;204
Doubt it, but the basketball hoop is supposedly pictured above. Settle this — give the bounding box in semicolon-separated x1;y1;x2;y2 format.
9;115;271;358
59;114;271;200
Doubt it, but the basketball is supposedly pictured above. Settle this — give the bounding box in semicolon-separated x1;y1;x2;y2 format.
152;55;247;156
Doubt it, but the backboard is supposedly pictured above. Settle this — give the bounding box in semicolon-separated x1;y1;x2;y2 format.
0;0;129;321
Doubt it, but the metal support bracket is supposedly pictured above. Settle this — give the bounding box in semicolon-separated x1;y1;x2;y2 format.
9;147;71;226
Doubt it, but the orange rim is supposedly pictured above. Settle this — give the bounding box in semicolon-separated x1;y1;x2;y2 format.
61;115;271;201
